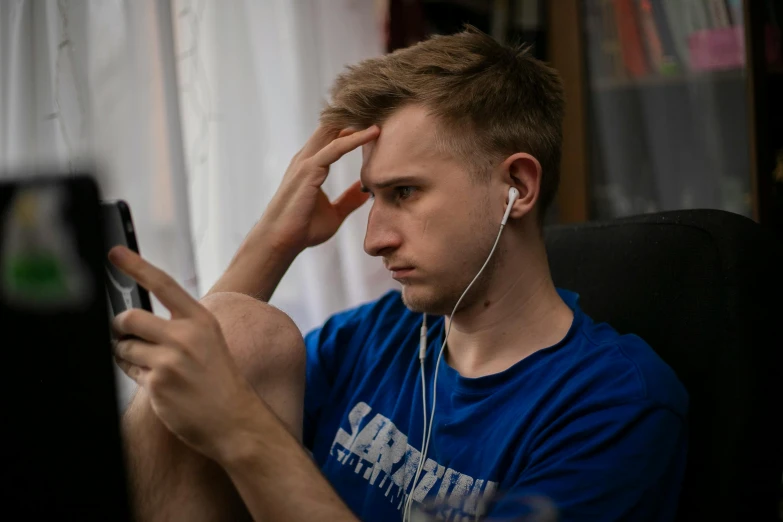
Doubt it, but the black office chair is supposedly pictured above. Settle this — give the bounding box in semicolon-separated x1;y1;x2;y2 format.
545;209;783;522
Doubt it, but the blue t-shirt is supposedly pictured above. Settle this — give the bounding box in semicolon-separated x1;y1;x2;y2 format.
304;289;688;521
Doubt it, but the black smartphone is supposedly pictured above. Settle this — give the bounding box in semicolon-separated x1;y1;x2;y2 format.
101;200;153;315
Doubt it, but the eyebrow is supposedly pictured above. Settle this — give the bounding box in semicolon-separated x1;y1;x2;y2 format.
360;176;424;192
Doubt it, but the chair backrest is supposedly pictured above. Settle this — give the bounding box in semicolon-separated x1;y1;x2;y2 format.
544;209;783;522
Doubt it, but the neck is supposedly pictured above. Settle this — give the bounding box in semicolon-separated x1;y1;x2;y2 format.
442;230;574;378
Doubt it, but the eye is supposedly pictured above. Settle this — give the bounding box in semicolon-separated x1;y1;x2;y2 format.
395;186;416;201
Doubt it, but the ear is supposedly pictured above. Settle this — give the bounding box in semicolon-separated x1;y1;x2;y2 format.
499;153;541;221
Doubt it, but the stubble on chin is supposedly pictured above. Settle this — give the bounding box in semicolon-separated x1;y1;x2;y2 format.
399;281;469;316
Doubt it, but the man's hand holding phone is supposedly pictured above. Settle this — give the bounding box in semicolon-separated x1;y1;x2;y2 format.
110;245;260;464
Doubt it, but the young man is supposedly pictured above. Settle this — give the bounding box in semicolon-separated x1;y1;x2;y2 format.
113;28;687;521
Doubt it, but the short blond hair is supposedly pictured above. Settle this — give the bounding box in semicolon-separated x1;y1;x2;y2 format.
321;26;565;220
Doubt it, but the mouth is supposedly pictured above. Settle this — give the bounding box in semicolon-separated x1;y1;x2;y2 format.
388;266;415;279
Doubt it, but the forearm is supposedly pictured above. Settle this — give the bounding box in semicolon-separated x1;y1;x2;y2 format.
122;391;250;522
207;220;301;300
122;390;182;517
219;398;358;522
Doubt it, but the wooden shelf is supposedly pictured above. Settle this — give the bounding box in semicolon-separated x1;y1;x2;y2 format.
590;68;746;90
548;0;781;228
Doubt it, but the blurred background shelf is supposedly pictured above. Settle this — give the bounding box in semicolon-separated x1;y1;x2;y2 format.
548;0;783;243
591;67;745;90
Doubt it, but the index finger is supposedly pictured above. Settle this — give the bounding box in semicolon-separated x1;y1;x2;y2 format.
311;125;380;168
299;125;340;159
108;246;202;319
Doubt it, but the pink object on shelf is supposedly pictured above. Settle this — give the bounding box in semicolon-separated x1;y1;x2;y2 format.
688;26;745;72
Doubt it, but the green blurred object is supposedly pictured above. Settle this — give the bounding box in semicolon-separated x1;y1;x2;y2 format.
3;252;69;300
659;56;680;75
0;184;93;309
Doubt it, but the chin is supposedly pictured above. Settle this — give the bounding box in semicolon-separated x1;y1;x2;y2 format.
400;283;458;316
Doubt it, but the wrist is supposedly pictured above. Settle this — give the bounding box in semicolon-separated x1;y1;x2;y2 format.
209;220;301;298
234;218;303;268
214;394;269;471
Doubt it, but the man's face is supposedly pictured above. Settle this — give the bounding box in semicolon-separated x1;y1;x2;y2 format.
360;105;501;315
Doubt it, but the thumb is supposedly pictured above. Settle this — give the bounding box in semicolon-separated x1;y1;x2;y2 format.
332;180;370;221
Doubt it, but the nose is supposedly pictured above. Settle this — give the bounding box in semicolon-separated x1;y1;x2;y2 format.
363;203;402;257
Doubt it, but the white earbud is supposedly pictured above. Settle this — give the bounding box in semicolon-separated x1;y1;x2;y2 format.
501;187;520;226
500;187;519;226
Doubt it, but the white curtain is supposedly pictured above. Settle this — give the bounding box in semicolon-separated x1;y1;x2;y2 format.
0;0;198;299
172;0;396;333
0;0;396;408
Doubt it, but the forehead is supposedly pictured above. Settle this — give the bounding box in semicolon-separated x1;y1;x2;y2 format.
361;105;458;183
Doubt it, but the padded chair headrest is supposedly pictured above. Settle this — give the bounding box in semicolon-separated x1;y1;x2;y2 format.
544;210;783;522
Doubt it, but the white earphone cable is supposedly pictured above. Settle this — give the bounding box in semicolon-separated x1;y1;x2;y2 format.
417;314;428;509
403;222;507;520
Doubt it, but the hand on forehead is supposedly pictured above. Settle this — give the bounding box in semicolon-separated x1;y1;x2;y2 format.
360;106;455;188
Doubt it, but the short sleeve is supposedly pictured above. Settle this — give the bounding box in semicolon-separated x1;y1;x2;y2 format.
487;403;687;522
302;308;364;450
302;291;402;450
